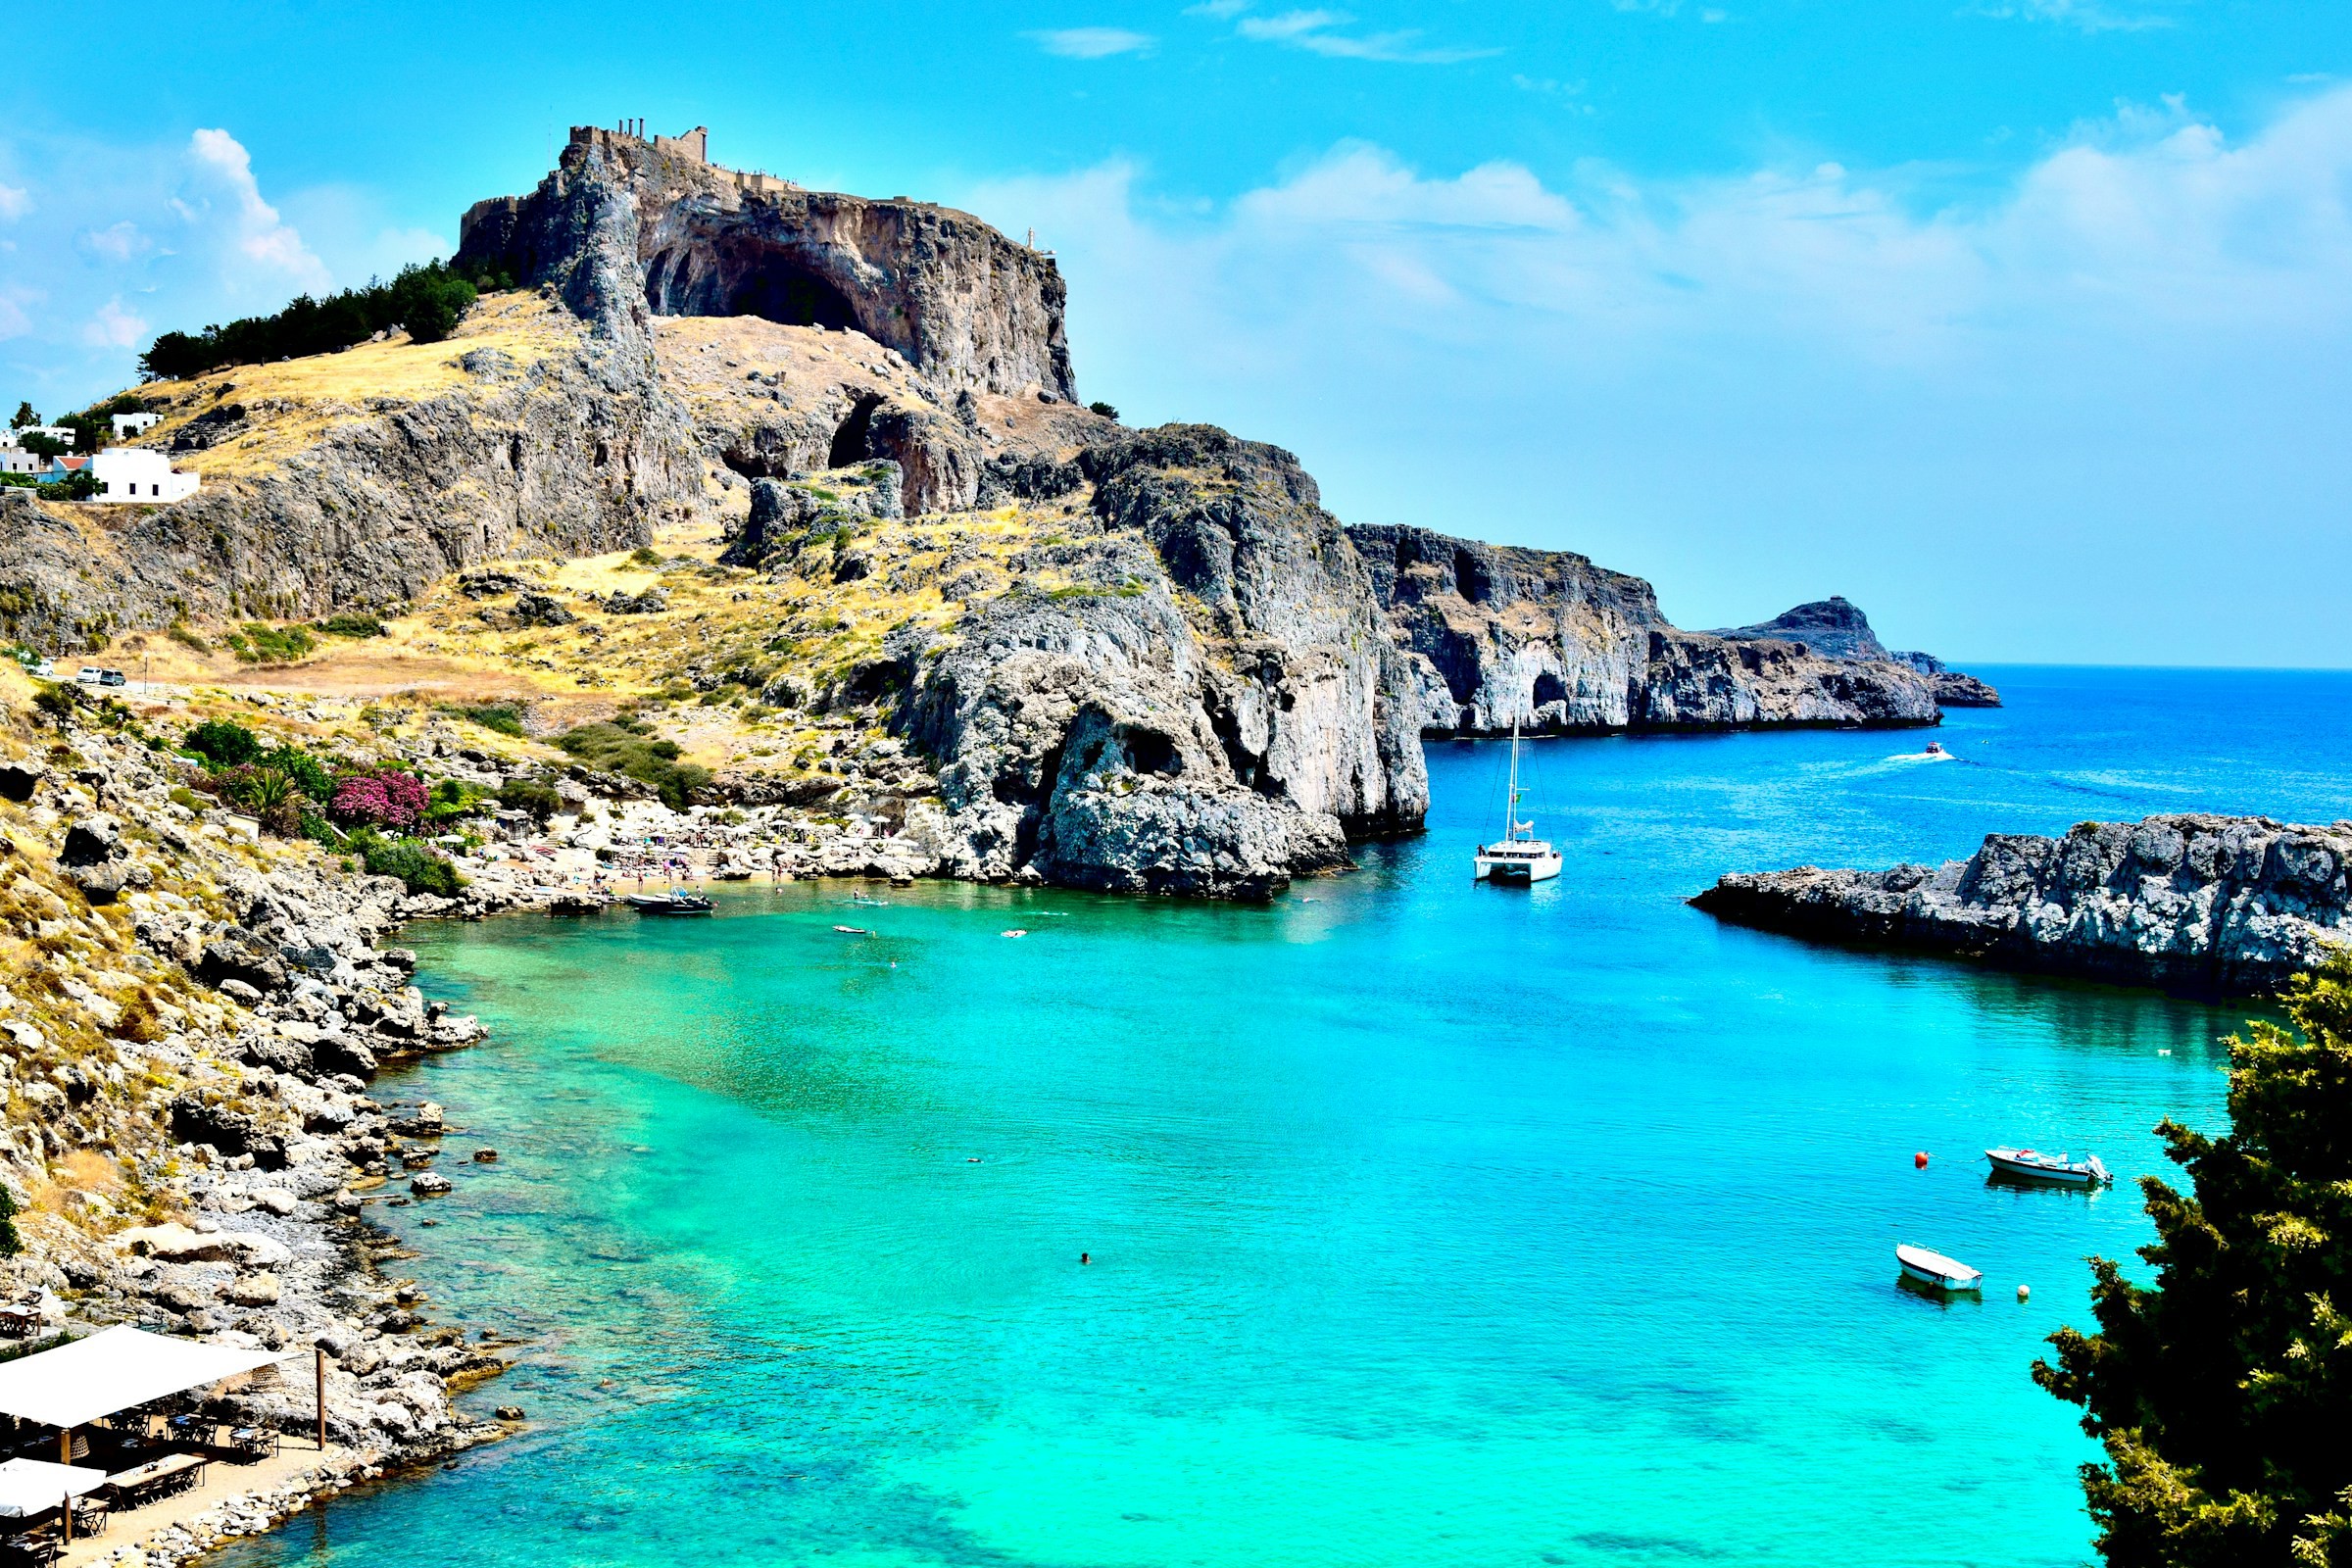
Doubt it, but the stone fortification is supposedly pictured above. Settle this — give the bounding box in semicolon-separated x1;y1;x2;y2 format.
457;124;1075;403
1348;524;1946;734
1690;814;2352;995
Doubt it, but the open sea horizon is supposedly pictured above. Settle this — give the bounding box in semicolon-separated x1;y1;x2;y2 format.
219;663;2352;1568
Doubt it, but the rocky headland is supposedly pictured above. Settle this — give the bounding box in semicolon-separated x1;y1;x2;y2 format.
1710;596;2000;710
1690;814;2352;995
2;122;1995;901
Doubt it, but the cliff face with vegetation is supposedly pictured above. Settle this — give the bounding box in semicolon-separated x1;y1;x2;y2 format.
0;295;697;652
0;129;2007;898
1349;525;1949;734
1690;814;2352;994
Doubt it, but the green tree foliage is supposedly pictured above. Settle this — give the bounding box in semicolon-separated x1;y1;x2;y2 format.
557;718;710;809
312;613;387;639
495;773;566;821
2035;956;2352;1566
1088;401;1119;419
183;718;264;767
138;261;478;381
33;468;99;501
0;1186;20;1257
346;828;464;896
8;403;34;430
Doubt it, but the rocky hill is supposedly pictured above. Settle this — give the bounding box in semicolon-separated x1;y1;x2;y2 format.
1350;526;1950;733
1711;596;2000;709
0;123;2004;898
1690;814;2352;994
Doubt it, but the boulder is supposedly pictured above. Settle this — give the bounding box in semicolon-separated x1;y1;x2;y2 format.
514;592;575;627
198;929;289;994
410;1172;453;1197
0;761;43;804
120;1223;292;1267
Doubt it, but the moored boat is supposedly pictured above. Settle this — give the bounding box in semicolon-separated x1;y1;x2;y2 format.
625;890;714;914
1895;1244;1983;1293
1474;716;1561;885
1984;1147;2110;1186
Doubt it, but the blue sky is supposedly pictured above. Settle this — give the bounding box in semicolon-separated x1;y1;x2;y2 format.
5;1;2349;665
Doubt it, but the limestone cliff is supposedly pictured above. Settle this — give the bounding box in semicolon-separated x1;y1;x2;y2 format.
893;426;1427;897
1348;525;1943;734
1690;814;2352;995
1712;597;2000;709
457;124;1074;403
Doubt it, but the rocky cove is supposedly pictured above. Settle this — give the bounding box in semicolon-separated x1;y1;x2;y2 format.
0;715;520;1567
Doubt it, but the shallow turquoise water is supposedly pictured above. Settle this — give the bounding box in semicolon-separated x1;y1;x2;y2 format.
225;667;2352;1568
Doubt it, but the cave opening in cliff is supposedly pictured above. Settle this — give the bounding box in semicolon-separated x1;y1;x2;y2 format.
830;394;884;467
1533;671;1567;711
643;241;862;332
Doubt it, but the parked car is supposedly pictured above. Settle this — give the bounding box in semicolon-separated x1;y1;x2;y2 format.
98;668;126;687
74;665;103;684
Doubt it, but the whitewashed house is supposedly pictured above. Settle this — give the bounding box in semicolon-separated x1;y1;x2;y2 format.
23;425;74;446
0;447;41;475
110;411;161;438
91;447;200;504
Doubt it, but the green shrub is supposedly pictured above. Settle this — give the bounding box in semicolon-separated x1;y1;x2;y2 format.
0;1186;21;1257
1088;401;1120;419
313;613;386;639
556;720;711;809
183;718;263;766
223;622;317;663
441;702;524;737
495;774;565;821
168;786;202;810
627;546;664;567
35;470;100;502
262;745;333;800
423;778;490;825
347;829;464;896
166;622;210;654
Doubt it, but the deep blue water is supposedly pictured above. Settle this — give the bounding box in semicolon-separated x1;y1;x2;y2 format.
220;666;2352;1568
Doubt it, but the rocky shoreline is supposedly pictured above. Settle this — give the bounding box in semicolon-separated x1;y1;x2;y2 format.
0;721;522;1568
1690;813;2352;995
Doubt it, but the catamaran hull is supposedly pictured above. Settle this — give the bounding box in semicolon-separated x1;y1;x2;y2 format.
1476;856;1561;884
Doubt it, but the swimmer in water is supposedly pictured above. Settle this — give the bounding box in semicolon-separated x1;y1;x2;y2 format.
1080;1252;1091;1265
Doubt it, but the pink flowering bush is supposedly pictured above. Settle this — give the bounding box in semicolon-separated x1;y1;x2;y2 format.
330;767;428;831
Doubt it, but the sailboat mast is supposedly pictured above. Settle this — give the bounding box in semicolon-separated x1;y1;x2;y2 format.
1506;714;1521;840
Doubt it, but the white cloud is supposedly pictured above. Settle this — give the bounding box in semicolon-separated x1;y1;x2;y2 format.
1027;26;1156;58
0;124;358;408
0;184;27;220
80;220;149;263
81;298;147;349
185;127;331;292
1232;9;1497;64
962;87;2352;664
1967;0;2174;34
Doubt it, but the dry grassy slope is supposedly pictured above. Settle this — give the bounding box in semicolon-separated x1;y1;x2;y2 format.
44;309;1119;782
112;295;585;489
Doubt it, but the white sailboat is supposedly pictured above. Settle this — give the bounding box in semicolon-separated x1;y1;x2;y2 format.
1474;716;1562;885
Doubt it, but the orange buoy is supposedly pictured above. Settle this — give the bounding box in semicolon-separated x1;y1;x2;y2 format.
1914;1152;1930;1169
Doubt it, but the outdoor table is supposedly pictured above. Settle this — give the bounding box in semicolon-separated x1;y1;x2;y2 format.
104;1452;206;1507
1;1532;57;1566
227;1427;277;1462
0;1312;40;1343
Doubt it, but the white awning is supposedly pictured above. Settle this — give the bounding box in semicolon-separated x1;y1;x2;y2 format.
0;1458;111;1517
0;1326;293;1429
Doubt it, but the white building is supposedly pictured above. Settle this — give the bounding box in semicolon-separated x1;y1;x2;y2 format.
0;447;41;475
23;425;74;446
111;411;161;438
91;447;200;504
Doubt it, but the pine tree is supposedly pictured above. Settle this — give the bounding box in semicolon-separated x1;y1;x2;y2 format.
2035;955;2352;1565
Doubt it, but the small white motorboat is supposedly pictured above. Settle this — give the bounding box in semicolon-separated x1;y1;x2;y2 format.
1896;1244;1983;1293
1985;1147;2110;1187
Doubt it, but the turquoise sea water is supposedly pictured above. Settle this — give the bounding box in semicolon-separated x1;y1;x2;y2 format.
223;666;2352;1568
